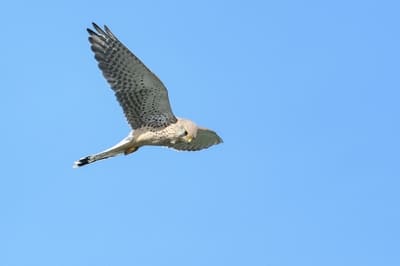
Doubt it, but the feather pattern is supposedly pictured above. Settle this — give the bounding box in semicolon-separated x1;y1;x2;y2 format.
87;23;177;129
168;128;223;151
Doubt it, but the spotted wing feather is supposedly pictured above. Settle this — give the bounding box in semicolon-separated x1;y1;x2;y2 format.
168;128;223;151
87;23;177;129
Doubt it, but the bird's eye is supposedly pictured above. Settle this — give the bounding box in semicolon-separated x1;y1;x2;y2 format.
183;130;188;136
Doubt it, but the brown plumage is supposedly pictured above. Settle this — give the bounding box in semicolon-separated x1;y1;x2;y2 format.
74;23;222;168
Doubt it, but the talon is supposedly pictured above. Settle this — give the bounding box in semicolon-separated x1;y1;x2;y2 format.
124;146;139;155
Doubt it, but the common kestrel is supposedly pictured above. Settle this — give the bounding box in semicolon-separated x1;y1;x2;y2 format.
73;23;223;167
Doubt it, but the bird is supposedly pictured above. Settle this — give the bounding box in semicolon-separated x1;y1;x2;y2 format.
73;23;223;168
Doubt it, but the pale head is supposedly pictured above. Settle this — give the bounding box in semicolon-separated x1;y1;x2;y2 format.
176;118;198;143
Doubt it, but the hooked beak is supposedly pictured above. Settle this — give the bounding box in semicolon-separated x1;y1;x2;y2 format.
185;135;193;143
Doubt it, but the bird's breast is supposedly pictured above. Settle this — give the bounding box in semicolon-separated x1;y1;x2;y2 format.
134;127;177;146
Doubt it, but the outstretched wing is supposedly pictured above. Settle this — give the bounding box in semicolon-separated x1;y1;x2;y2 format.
168;128;223;151
87;23;177;129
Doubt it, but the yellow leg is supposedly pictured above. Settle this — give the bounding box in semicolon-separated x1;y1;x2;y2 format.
124;146;139;155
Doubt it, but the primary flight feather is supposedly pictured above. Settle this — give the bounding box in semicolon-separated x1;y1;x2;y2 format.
74;23;222;167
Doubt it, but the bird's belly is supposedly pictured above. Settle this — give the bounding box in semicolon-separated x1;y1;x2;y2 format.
135;129;175;146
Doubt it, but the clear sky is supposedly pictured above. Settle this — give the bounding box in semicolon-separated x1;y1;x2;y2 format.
1;1;399;265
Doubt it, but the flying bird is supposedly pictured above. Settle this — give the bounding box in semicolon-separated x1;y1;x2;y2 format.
73;23;222;167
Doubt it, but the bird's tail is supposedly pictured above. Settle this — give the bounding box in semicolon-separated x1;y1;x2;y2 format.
73;133;136;168
73;150;121;168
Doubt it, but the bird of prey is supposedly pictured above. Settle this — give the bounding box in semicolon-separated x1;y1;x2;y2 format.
73;23;223;167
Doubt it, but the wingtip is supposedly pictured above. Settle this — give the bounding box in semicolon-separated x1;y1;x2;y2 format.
104;25;116;39
91;22;108;36
87;27;96;35
214;132;223;145
92;22;101;31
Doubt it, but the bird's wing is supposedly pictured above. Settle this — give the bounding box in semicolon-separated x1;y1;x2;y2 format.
168;127;223;151
87;23;177;129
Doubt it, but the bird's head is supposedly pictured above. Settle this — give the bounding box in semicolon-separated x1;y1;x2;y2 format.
177;119;198;143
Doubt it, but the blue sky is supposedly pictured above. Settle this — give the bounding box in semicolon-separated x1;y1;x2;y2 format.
1;1;399;265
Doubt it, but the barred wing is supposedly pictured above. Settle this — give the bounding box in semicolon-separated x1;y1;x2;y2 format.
168;128;223;151
87;23;177;129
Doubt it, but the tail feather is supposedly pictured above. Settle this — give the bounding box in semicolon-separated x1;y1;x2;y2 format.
73;156;92;168
73;153;118;168
73;132;136;168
